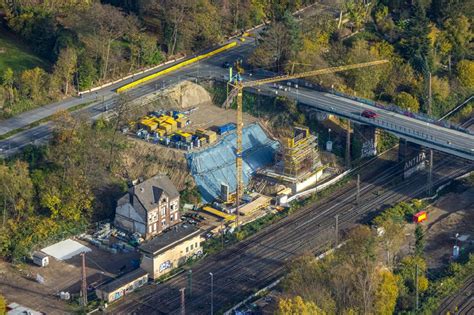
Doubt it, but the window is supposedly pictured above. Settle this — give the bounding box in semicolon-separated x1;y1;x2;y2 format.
148;225;152;233
160;206;166;216
170;215;174;222
190;244;194;250
162;219;166;227
186;247;189;253
195;242;198;248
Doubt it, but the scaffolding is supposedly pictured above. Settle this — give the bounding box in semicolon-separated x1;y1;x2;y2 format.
276;126;321;180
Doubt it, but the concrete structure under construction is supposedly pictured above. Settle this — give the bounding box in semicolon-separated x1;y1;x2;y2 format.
263;127;324;194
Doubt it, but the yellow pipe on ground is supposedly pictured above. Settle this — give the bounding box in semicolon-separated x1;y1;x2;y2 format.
117;41;238;93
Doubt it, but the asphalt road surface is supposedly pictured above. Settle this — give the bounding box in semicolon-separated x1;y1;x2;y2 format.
1;31;474;160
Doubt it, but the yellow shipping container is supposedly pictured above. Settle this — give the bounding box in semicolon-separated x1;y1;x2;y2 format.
159;123;172;133
176;118;189;128
155;129;166;137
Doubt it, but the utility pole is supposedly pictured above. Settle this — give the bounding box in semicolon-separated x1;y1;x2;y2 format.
345;120;351;169
187;270;192;298
428;149;433;195
356;174;360;204
80;252;87;307
221;221;224;249
415;263;419;311
180;287;186;315
428;72;432;116
335;214;339;248
209;272;214;315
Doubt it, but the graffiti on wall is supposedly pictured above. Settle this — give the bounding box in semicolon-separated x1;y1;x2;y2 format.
361;140;377;158
404;152;427;179
159;260;172;272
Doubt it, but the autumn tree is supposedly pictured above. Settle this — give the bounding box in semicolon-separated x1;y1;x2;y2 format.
18;67;47;101
396;255;429;310
52;47;78;95
0;161;34;223
345;40;387;98
395;92;420;112
0;294;5;313
70;3;137;81
277;296;325;315
374;270;399;315
456;60;474;89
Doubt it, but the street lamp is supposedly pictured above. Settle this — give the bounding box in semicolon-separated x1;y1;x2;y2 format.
328;128;331;142
209;272;214;315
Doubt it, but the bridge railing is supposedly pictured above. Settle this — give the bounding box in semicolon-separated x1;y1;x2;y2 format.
250;68;474;136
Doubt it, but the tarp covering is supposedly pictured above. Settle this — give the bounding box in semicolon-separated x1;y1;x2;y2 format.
187;123;279;202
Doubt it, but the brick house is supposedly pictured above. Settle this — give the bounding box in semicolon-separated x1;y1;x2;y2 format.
114;175;180;239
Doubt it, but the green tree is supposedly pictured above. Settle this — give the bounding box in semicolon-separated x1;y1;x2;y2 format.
77;54;97;90
456;60;474;89
277;296;325;315
415;224;425;256
395;92;420;112
443;15;472;59
398;2;431;73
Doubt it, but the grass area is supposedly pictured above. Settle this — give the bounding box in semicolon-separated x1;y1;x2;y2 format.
0;26;49;73
0;101;93;140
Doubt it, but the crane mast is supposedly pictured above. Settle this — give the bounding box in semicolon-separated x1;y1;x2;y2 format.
228;60;389;230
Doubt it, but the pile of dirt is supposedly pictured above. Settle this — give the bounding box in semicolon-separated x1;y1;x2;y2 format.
158;80;212;109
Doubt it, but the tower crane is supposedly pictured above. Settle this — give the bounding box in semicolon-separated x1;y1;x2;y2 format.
226;60;389;229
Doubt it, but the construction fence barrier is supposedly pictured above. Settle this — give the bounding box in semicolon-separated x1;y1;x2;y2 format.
116;41;238;93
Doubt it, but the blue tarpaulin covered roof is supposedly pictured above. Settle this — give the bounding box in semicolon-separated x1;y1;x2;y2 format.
186;123;279;203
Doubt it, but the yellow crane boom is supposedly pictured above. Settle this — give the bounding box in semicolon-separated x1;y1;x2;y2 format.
227;59;389;229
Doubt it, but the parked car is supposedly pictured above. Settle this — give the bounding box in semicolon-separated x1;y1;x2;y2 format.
361;110;378;119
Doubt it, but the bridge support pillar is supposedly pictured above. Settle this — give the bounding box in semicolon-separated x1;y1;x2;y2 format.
352;124;378;159
398;139;428;179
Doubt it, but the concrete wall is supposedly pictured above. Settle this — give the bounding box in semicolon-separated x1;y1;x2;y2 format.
353;124;378;159
115;203;146;235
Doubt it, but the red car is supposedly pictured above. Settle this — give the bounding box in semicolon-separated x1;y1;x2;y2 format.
361;110;378;119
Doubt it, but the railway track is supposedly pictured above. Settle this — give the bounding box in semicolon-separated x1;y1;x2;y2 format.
437;276;474;315
112;146;472;314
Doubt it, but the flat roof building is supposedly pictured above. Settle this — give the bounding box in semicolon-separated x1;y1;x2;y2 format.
139;225;204;279
96;268;148;303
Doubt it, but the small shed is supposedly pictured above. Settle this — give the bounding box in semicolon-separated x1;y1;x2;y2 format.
32;251;49;267
413;211;427;224
96;268;148;303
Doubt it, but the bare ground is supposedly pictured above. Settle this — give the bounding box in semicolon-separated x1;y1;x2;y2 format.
0;240;139;314
424;185;474;272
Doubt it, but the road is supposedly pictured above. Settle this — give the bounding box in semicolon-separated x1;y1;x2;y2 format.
1;33;473;160
111;148;473;314
0;36;258;157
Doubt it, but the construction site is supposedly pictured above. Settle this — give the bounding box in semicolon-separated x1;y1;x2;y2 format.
122;78;334;229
